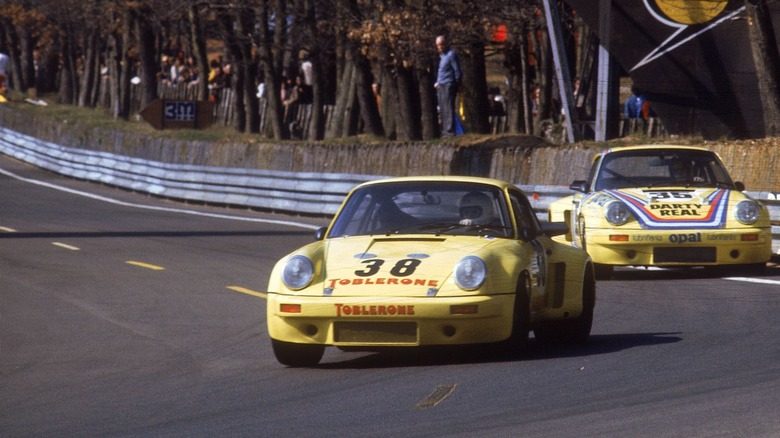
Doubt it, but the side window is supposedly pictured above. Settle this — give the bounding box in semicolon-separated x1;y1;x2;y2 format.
509;190;541;240
587;155;602;191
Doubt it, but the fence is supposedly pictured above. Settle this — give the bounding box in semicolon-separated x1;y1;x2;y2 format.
0;126;777;255
102;78;665;142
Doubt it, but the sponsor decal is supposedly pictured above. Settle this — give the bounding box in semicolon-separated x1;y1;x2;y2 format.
327;277;439;288
647;203;703;217
530;240;547;289
335;303;415;317
327;257;438;292
704;233;737;241
632;235;664;242
606;189;729;229
669;232;701;243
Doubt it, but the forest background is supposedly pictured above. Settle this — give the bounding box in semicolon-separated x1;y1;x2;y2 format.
1;0;779;146
0;0;619;144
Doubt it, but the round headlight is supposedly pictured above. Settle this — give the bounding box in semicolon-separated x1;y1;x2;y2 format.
454;256;487;290
282;255;314;290
735;200;760;225
605;201;630;225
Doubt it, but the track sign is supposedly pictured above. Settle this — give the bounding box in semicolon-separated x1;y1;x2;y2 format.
139;99;213;129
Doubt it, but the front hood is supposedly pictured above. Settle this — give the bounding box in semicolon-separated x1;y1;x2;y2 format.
319;235;497;297
602;187;735;229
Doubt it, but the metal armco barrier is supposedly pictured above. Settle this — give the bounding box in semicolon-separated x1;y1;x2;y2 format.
1;126;778;254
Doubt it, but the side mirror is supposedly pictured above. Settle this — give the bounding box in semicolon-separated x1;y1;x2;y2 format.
314;226;327;241
569;180;588;193
540;221;569;238
734;181;745;191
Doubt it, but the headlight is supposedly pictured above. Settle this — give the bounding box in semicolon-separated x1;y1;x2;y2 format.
282;255;314;290
735;200;760;225
605;201;630;225
454;256;487;290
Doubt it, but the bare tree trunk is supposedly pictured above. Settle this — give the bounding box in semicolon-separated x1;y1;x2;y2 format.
328;58;355;139
532;23;554;137
302;0;324;140
188;3;209;101
504;29;531;134
236;8;260;133
135;5;158;109
417;65;437;140
58;29;77;105
19;27;35;93
257;0;286;139
744;0;780;136
79;31;98;107
379;66;398;140
114;9;134;120
109;28;122;118
218;9;247;132
460;41;490;134
395;64;421;141
1;19;26;93
356;52;384;137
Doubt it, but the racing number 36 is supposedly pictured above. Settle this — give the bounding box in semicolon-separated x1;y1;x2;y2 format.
355;259;421;277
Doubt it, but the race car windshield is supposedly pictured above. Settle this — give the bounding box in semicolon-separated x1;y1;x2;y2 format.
593;149;735;191
328;182;513;238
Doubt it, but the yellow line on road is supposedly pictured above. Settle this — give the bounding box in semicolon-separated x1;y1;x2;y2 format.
126;261;166;271
0;226;17;232
227;286;266;299
52;242;80;251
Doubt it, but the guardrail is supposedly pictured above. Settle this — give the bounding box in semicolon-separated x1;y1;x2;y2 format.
1;126;778;254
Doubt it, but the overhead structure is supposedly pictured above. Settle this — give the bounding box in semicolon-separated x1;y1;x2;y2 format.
563;0;779;139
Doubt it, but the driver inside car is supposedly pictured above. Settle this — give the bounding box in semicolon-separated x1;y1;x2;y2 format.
669;158;705;183
459;192;496;226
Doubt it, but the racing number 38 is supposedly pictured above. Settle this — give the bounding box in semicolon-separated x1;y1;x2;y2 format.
355;259;421;277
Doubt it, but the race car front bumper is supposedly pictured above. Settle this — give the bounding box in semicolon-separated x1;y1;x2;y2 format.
584;227;772;266
267;293;517;347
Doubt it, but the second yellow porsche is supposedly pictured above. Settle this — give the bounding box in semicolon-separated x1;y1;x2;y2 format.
549;145;772;279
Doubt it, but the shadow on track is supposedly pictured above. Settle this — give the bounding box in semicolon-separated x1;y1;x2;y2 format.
610;263;780;281
316;332;682;369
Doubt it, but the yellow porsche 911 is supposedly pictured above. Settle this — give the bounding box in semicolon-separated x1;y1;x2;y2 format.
267;176;595;366
549;146;772;279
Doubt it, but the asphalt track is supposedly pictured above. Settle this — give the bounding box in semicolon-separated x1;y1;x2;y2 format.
2;154;780;437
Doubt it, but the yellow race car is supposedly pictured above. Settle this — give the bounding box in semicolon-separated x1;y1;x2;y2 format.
549;145;772;279
267;176;595;366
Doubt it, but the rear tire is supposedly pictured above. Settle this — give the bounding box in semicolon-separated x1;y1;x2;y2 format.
271;339;325;367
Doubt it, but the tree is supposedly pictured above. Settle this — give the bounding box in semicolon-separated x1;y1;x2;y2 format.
744;0;780;136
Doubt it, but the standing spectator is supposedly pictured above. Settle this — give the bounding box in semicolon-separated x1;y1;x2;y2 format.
299;50;313;87
169;57;184;85
624;85;647;120
435;35;462;138
208;59;226;103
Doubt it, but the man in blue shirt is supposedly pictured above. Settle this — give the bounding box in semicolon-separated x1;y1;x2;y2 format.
624;85;646;119
435;35;462;138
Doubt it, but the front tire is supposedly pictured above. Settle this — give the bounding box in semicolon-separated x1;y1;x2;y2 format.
271;339;325;367
534;263;595;345
503;272;531;357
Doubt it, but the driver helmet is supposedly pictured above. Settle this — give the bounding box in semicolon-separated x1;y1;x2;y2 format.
459;192;495;225
669;158;691;182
